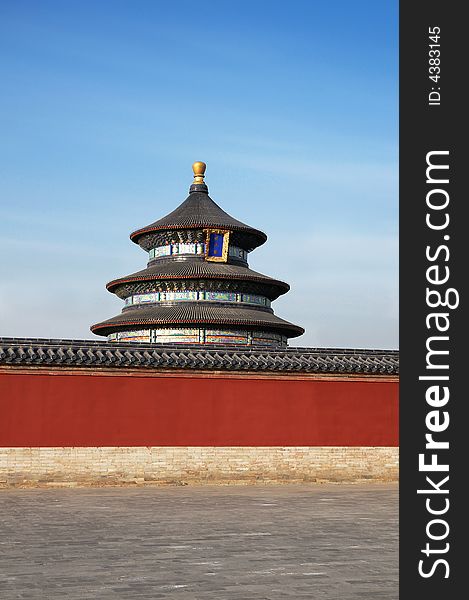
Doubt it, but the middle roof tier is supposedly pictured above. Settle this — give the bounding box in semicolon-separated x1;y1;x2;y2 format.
107;258;290;301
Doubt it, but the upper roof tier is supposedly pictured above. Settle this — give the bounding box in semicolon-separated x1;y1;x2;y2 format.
130;163;267;252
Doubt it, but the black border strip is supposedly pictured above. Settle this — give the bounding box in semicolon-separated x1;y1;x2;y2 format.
400;2;463;596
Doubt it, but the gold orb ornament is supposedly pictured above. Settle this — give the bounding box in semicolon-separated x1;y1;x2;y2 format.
192;161;206;184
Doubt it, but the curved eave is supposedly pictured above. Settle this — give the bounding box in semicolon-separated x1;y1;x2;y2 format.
130;223;267;248
129;191;268;250
107;273;289;297
105;261;290;299
91;306;304;339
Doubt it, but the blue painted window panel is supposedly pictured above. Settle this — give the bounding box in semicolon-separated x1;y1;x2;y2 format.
207;233;224;257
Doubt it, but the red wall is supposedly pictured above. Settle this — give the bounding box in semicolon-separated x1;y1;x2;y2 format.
0;371;398;447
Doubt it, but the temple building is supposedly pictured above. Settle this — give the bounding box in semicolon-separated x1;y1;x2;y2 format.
0;161;398;487
91;162;304;346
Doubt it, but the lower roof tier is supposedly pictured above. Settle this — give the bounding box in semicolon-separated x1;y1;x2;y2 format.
106;258;289;300
91;303;305;338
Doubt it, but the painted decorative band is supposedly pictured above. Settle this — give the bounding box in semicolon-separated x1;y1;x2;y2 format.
108;328;287;346
124;291;271;308
148;243;247;261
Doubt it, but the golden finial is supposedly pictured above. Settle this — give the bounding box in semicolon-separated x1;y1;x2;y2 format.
192;161;206;185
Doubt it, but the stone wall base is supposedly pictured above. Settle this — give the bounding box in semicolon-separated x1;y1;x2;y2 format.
0;447;399;487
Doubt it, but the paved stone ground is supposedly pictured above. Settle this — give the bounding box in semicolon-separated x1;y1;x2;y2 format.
0;484;398;599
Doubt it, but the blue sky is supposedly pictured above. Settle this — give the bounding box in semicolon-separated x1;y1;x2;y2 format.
0;0;398;348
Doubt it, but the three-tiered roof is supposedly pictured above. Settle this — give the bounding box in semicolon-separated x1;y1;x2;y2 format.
91;162;304;346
